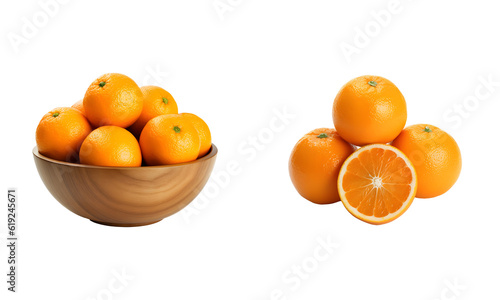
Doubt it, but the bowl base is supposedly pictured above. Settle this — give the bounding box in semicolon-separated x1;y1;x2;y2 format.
90;219;162;227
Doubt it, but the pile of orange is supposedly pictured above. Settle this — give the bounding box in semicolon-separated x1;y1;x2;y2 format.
289;75;462;225
36;73;212;167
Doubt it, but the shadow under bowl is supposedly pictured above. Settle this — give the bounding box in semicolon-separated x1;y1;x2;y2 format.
33;144;217;227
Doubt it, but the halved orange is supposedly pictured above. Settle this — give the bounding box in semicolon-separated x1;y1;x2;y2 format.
338;144;417;225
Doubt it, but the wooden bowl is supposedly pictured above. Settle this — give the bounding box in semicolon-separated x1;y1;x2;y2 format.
33;145;217;227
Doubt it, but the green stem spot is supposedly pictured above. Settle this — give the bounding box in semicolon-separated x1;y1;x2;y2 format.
317;133;328;138
368;81;377;87
173;126;181;133
52;112;60;118
99;81;106;88
424;126;432;133
162;97;168;104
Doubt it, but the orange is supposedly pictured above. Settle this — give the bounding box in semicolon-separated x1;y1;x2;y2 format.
338;144;417;225
140;114;201;165
83;73;143;128
36;107;92;162
391;124;461;198
79;126;142;167
289;128;355;204
128;86;178;137
181;113;212;158
71;99;86;117
333;75;407;146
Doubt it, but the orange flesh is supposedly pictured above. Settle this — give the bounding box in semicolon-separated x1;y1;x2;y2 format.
342;148;413;218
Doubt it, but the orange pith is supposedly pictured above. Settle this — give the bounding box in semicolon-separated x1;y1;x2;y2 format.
338;144;417;225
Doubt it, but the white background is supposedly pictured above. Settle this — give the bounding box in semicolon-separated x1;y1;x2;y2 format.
1;0;499;299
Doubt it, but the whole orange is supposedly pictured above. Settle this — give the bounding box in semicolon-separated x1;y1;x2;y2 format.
36;107;92;162
71;99;86;117
391;124;461;198
140;114;200;165
333;75;407;146
128;86;178;137
83;73;143;128
79;126;142;167
180;113;212;158
289;128;355;204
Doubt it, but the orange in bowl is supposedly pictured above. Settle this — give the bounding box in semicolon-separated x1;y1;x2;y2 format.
79;126;142;167
128;85;178;137
83;73;143;128
36;107;92;162
181;113;212;158
71;99;86;117
140;114;201;165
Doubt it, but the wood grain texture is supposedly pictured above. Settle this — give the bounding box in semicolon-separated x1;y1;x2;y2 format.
33;145;217;226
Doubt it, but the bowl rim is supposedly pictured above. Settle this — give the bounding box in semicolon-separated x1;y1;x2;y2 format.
33;144;218;169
